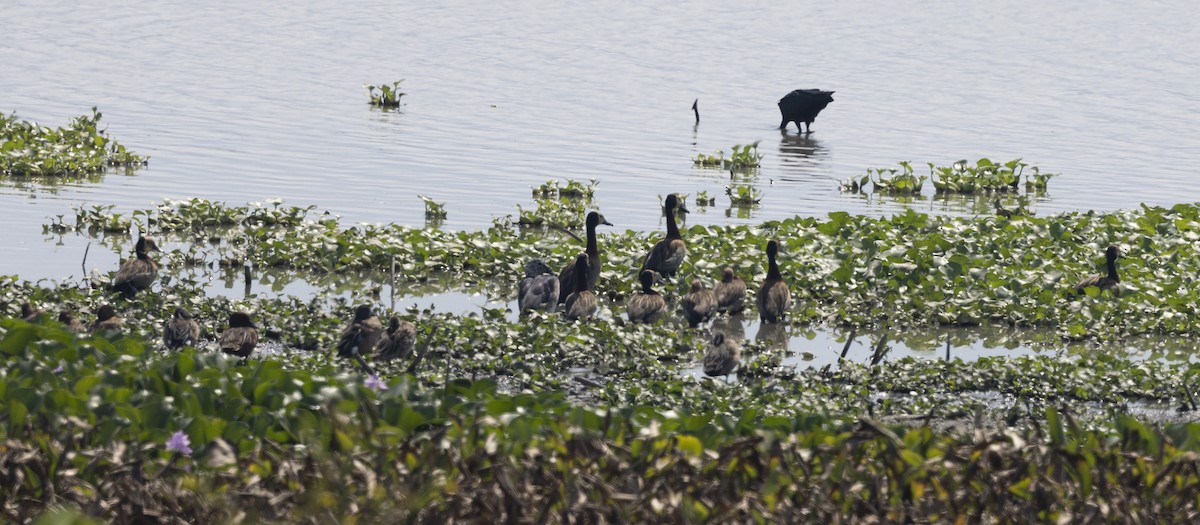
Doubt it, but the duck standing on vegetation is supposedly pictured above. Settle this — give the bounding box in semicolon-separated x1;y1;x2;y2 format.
112;236;161;297
564;254;599;321
519;259;560;314
1074;245;1121;295
681;279;717;327
163;306;201;349
756;240;791;323
218;312;258;359
641;194;688;279
558;211;613;303
778;89;835;134
90;304;123;334
714;267;747;315
376;316;417;361
703;332;741;380
337;305;383;360
627;269;667;323
58;309;86;333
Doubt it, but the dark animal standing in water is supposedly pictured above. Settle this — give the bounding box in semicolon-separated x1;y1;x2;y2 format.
218;312;258;358
558;212;613;303
626;269;667;324
681;279;717;328
337;305;384;359
642;194;689;279
564;254;599;321
90;304;123;334
713;267;747;315
756;240;791;324
704;332;741;380
520;259;560;314
164;307;201;349
112;236;161;297
376;316;417;361
778;89;835;133
1074;245;1122;295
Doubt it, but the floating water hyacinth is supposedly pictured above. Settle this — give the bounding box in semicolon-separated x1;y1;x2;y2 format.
53;365;63;374
364;374;386;392
166;430;193;455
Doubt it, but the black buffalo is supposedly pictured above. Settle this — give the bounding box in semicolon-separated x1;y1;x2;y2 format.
778;89;835;133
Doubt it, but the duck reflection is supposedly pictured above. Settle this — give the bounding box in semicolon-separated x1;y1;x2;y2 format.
711;314;746;343
755;321;788;352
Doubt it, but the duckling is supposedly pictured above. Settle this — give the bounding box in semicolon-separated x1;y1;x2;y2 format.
641;194;689;279
756;240;791;323
714;267;747;315
58;309;86;333
626;269;667;323
20;302;45;322
90;304;123;334
519;259;560;314
564;254;599;321
376;316;417;361
218;312;258;358
163;306;201;349
337;304;383;359
681;279;717;327
558;211;613;303
112;236;161;297
1074;245;1121;295
703;332;741;380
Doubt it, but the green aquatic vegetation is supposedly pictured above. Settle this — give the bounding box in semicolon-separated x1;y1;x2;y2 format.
44;204;131;234
364;80;406;108
0;108;147;177
694;190;715;207
4;321;1200;522
930;158;1046;194
693;142;763;170
39;199;1200;343
418;195;446;220
521;179;598;228
725;184;762;206
870;161;927;194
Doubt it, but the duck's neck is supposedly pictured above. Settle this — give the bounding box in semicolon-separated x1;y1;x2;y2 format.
1106;256;1119;281
575;264;590;292
767;252;781;280
136;250;149;260
665;205;681;240
586;221;599;256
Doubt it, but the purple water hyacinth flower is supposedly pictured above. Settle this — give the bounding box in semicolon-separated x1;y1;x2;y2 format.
166;430;193;455
364;374;386;392
53;365;64;374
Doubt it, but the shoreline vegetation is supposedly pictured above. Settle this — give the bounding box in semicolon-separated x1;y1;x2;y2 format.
7;199;1200;521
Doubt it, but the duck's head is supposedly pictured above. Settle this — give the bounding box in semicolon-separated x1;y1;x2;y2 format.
712;332;726;346
587;211;613;228
1105;245;1121;260
58;309;74;323
767;239;781;258
175;306;193;320
97;304;117;321
523;259;555;278
689;279;706;292
228;312;257;329
722;267;735;282
136;236;161;254
387;316;401;333
638;269;657;290
353;304;374;322
665;194;690;215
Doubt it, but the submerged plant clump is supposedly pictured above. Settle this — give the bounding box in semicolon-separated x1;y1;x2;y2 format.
365;80;406;108
841;159;1055;196
693;142;763;170
0;108;147;177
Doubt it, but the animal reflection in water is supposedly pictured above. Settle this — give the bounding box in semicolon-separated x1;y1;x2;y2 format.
755;322;788;352
777;132;825;169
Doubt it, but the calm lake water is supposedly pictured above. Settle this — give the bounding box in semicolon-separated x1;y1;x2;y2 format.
3;1;1200;353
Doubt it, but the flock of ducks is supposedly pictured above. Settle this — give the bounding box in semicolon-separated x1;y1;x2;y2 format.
14;200;1124;380
515;193;794;380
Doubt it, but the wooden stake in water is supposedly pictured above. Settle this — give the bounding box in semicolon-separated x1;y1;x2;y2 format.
243;263;252;298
